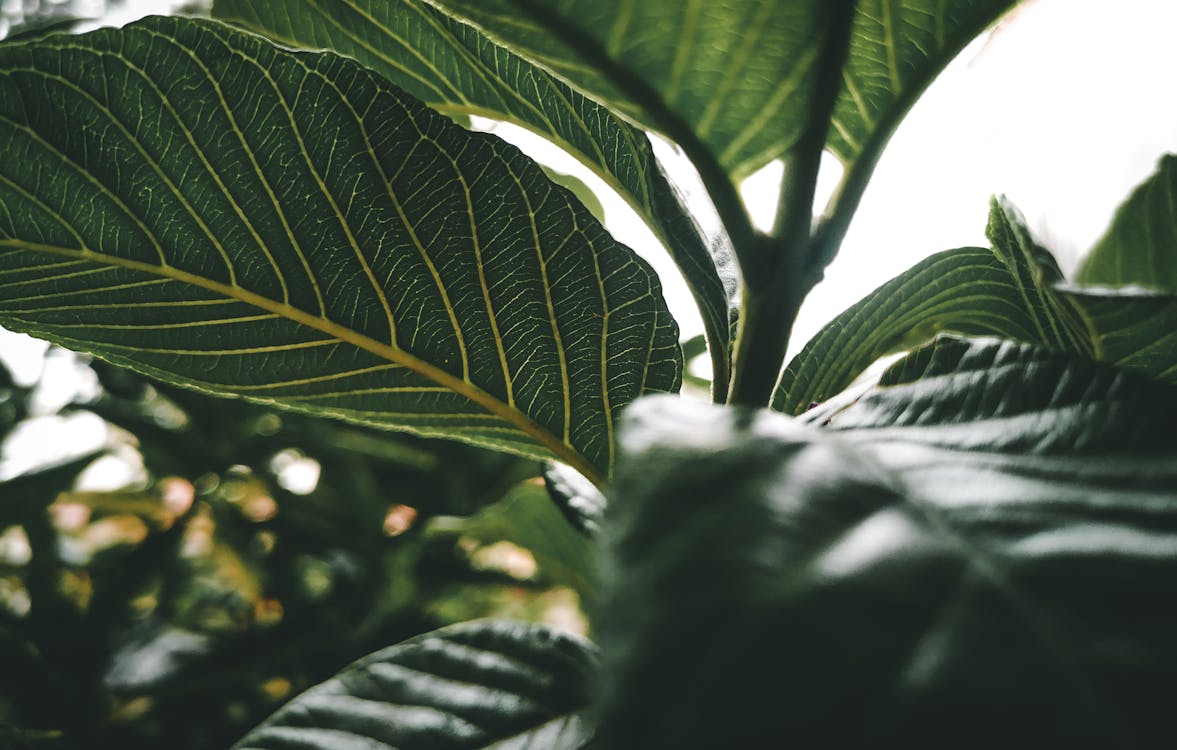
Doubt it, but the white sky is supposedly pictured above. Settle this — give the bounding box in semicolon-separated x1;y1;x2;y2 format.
2;0;1177;469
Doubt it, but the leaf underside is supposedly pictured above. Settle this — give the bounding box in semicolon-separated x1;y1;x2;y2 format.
602;337;1177;747
828;1;1019;168
235;620;598;749
425;0;1014;189
213;0;735;399
775;197;1177;414
0;16;682;481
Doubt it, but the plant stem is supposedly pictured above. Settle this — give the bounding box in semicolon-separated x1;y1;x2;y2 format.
726;2;856;407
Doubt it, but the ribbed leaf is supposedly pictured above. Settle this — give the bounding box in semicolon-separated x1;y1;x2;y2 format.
774;197;1177;414
236;620;597;749
812;0;1018;267
601;338;1177;747
0;17;683;484
829;1;1017;169
424;1;1012;188
829;1;1016;163
213;0;735;398
1077;154;1177;290
425;0;838;183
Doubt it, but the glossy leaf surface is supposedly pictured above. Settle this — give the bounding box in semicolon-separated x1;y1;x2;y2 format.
601;337;1177;747
214;0;735;398
236;620;597;749
0;17;683;483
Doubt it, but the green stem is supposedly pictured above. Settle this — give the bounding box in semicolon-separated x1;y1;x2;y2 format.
727;2;856;407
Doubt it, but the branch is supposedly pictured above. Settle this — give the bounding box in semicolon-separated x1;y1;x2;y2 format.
726;1;856;407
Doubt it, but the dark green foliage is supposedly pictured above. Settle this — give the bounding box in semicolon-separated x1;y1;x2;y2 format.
1;0;1175;748
601;338;1177;747
0;17;680;481
235;620;597;749
0;353;579;749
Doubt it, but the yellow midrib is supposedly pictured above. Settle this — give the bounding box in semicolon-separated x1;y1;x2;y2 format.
0;238;607;487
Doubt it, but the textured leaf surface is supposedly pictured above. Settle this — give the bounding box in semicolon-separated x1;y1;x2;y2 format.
601;338;1177;747
1077;154;1177;290
428;0;842;182
0;17;683;483
235;620;597;749
775;197;1177;413
214;0;734;398
828;1;1017;168
425;0;1011;188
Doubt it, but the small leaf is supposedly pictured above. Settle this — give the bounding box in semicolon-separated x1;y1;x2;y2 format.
1077;154;1177;290
235;620;598;750
0;17;683;484
214;0;734;399
601;339;1177;746
775;197;1177;413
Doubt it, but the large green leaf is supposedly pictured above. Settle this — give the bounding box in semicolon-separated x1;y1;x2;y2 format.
425;0;837;182
774;197;1177;414
0;17;683;484
828;1;1017;166
600;337;1177;747
423;1;1012;189
213;0;735;399
235;620;597;749
1077;154;1177;290
811;0;1018;267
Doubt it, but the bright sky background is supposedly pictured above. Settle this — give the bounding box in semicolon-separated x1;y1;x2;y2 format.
2;0;1177;473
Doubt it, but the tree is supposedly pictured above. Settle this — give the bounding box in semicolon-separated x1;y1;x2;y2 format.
0;0;1174;747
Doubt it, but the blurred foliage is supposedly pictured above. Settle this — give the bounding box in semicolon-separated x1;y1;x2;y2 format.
0;346;589;749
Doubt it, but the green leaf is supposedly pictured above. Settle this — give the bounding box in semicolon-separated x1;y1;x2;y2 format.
212;0;734;399
812;0;1019;267
1077;154;1177;290
424;0;840;182
601;338;1177;747
428;478;597;600
422;1;1011;184
0;17;683;485
235;620;597;749
543;460;605;536
775;197;1177;414
829;1;1017;167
